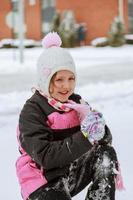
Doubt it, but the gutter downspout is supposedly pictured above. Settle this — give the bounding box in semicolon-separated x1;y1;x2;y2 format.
118;0;124;21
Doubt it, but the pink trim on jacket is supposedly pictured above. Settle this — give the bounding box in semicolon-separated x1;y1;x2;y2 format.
16;110;80;199
16;153;47;200
47;110;80;129
115;163;125;191
16;126;47;200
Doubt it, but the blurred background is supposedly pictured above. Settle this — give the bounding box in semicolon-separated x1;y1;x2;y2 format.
0;0;133;200
0;0;133;50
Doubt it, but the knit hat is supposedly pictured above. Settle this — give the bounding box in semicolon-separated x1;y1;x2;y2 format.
36;32;76;96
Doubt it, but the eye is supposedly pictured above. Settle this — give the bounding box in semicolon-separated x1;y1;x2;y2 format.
55;78;63;82
69;77;75;81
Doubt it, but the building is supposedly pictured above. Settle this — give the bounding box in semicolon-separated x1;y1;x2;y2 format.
0;0;130;44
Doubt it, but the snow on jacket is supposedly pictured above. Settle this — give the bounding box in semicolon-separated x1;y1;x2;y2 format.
16;90;112;200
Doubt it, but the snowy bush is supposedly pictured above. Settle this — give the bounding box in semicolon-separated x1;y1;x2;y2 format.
91;17;126;48
58;10;77;47
108;16;126;47
125;34;133;44
90;37;108;47
51;11;61;33
0;39;41;48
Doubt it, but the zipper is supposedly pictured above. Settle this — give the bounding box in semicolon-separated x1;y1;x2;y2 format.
66;141;72;154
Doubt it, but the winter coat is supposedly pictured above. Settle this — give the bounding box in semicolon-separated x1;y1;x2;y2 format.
16;91;91;199
16;90;112;200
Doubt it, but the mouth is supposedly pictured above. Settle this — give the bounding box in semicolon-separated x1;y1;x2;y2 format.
59;91;69;95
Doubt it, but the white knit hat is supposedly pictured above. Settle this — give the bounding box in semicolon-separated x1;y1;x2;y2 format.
37;32;76;96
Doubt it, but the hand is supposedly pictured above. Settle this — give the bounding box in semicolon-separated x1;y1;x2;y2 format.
81;111;105;145
64;100;91;121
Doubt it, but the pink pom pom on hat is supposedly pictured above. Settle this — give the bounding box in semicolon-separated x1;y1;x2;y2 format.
42;32;62;48
37;32;76;96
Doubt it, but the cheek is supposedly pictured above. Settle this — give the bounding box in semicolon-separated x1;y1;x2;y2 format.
49;83;58;95
71;81;76;90
54;81;61;89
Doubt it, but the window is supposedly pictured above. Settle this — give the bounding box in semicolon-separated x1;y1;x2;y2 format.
12;0;19;12
128;0;133;33
41;0;56;34
42;0;56;8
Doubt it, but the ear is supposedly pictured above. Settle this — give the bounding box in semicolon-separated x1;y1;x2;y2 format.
49;83;54;94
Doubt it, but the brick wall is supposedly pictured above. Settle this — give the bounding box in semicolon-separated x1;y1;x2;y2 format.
56;0;128;43
0;0;12;39
0;0;41;40
0;0;128;42
25;0;41;40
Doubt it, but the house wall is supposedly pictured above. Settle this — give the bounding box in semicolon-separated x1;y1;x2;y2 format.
25;0;41;40
0;0;12;39
0;0;128;43
56;0;128;43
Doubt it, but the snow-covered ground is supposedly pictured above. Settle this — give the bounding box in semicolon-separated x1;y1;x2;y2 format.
0;45;133;200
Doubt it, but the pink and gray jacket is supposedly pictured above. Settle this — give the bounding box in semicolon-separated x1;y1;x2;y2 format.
16;91;112;200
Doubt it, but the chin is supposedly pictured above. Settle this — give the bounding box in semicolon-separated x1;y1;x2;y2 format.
52;93;72;103
59;98;68;103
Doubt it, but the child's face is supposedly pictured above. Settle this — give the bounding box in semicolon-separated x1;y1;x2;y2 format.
49;70;75;102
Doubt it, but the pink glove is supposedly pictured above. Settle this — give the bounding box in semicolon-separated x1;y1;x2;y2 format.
64;100;91;121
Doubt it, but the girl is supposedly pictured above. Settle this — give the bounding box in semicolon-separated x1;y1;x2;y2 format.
16;32;123;200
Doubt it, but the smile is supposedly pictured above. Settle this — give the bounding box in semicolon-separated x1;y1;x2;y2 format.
59;91;69;95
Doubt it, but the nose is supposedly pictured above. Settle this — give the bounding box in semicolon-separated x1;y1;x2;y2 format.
62;80;70;90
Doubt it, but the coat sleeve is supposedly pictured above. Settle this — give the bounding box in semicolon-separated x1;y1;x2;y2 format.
99;125;112;145
19;101;92;170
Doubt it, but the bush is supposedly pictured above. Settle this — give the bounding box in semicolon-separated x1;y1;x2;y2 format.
125;34;133;44
58;10;76;48
108;16;126;47
0;39;40;48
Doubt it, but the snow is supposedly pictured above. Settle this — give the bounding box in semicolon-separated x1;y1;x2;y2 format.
0;44;133;200
125;34;133;40
90;37;108;46
0;38;40;48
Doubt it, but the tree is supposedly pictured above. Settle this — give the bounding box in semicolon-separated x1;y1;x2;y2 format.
59;10;76;48
51;10;61;33
108;16;126;47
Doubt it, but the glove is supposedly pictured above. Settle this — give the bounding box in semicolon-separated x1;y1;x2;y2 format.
64;100;105;145
64;100;91;121
81;110;105;145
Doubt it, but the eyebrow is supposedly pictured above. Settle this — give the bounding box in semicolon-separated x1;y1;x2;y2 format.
55;75;75;79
